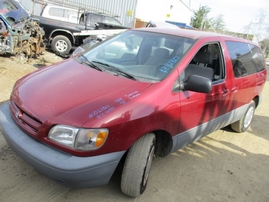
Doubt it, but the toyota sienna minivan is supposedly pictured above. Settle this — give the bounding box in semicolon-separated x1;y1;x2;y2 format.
0;28;267;197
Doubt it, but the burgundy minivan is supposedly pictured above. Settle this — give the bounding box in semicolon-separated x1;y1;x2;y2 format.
0;28;267;197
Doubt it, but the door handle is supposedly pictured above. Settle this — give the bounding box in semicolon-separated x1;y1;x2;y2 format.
222;89;230;98
232;86;238;93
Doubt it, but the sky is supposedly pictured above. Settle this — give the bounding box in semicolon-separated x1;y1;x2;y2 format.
136;0;269;35
190;0;269;33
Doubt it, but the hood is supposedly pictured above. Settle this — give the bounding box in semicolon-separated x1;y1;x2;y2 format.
12;58;152;126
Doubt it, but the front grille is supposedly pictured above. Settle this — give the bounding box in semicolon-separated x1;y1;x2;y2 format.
10;100;42;137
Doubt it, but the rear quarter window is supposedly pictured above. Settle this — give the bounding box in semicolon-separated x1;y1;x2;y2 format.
49;8;64;17
226;41;265;77
48;7;78;18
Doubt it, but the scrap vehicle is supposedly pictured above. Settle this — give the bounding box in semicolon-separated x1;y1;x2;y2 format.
0;28;267;197
32;1;128;57
0;0;28;24
0;0;45;58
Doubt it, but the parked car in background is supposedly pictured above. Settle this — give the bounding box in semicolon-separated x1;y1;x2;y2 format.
146;20;180;29
0;28;266;198
0;0;29;24
40;3;79;23
0;0;45;58
40;4;123;26
33;3;128;56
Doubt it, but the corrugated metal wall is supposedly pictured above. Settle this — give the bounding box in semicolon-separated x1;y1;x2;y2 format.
19;0;138;28
19;0;42;15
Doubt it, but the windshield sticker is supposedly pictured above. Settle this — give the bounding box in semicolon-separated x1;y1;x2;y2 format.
159;56;180;73
89;105;115;119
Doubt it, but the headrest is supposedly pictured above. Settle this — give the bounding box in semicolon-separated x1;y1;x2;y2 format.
193;52;212;65
154;48;170;58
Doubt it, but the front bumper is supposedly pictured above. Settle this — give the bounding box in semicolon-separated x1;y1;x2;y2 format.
0;101;125;188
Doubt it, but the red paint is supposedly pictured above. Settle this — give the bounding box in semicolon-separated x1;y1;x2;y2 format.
10;29;267;156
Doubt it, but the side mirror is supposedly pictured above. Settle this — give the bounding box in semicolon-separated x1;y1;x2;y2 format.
182;75;212;93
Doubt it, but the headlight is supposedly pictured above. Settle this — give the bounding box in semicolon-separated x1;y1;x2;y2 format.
48;125;108;151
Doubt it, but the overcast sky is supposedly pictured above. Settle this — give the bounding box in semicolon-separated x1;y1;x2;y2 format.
190;0;269;33
136;0;269;34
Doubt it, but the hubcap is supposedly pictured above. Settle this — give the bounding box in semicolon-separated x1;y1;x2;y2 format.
143;145;155;186
244;106;254;128
56;40;67;52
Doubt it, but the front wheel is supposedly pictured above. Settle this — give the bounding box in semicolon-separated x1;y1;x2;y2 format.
121;133;156;198
51;35;72;56
231;100;255;133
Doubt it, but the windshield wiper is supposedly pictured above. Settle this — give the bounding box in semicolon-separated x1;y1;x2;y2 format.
79;55;104;71
113;68;137;80
92;61;137;80
92;60;113;67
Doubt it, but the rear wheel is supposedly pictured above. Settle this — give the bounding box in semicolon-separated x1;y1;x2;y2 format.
231;100;255;133
121;133;156;197
51;35;72;56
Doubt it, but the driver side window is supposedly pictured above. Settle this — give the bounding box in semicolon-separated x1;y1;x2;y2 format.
89;14;102;27
184;43;225;82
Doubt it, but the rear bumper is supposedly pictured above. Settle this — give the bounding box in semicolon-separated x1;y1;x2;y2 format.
0;101;125;188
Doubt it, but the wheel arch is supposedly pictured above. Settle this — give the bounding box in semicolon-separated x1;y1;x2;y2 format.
253;95;260;109
124;130;173;158
154;130;173;157
49;29;75;45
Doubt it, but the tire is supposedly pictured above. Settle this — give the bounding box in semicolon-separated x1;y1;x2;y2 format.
121;133;156;198
231;100;255;133
51;35;72;56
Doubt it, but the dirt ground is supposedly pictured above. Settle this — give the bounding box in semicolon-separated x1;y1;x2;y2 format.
0;52;269;202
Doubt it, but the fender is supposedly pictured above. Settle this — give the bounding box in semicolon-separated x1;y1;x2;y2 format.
49;29;75;44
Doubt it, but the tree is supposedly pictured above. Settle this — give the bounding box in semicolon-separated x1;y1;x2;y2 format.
260;38;269;57
190;6;211;30
244;10;269;56
245;10;269;43
209;15;225;31
190;6;226;32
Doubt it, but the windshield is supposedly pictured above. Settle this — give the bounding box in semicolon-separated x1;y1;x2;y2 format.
103;16;122;26
81;30;194;82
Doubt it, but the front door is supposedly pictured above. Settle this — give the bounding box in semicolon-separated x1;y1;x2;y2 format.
175;42;232;148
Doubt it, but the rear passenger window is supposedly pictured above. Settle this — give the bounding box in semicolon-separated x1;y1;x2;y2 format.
48;7;78;19
226;41;265;77
249;44;266;72
49;8;64;17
